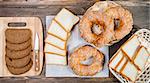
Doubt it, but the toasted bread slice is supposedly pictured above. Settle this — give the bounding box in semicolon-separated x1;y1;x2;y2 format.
54;8;79;32
109;50;124;70
122;35;140;61
45;34;66;50
121;61;138;82
134;46;149;71
48;20;67;41
44;43;66;56
45;53;66;65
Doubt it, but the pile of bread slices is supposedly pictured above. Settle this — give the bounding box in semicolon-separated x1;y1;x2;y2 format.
109;35;150;82
44;8;79;65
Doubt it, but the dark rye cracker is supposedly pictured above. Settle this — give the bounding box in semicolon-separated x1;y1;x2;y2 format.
5;29;31;44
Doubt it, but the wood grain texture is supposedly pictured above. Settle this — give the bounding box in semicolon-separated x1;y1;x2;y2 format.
0;1;149;83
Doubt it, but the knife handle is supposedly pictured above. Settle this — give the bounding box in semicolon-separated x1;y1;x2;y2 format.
35;50;40;72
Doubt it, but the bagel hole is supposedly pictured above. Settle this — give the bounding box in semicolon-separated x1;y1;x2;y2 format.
114;19;120;30
92;24;104;35
80;56;93;66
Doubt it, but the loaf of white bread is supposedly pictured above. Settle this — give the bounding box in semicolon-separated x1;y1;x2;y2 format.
109;35;150;82
45;8;79;65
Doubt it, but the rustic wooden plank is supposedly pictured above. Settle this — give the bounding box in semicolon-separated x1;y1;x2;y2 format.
2;0;26;1
0;1;148;7
0;77;119;83
0;78;26;83
0;0;97;6
25;78;119;83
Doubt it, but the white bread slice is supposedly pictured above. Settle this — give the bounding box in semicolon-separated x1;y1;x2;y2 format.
45;53;66;65
54;8;79;32
44;43;66;56
134;46;149;71
116;55;127;73
121;61;138;82
48;20;67;41
109;50;124;70
122;35;140;60
45;34;66;50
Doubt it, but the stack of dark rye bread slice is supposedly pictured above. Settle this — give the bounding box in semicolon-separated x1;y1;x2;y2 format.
5;29;33;75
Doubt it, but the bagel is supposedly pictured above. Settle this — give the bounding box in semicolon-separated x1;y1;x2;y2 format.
69;45;104;76
104;6;133;42
79;11;114;47
87;1;120;12
79;1;133;47
79;1;119;47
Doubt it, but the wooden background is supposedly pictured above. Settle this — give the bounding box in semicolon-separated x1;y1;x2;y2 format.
0;0;149;83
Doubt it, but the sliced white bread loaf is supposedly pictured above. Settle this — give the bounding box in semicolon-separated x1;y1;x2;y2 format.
47;20;67;41
54;8;79;32
120;61;139;82
122;35;140;61
45;53;66;65
44;43;66;56
45;34;66;50
133;46;150;71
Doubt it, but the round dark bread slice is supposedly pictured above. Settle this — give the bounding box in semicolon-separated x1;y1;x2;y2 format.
5;53;31;68
5;29;32;44
6;59;33;75
6;38;31;51
6;45;32;59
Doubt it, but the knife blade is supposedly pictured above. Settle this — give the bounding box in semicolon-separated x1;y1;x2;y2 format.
34;33;40;71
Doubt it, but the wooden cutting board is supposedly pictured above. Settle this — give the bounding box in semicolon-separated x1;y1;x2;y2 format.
0;17;43;77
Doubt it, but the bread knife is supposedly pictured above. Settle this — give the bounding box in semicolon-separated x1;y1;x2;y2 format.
34;33;40;71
